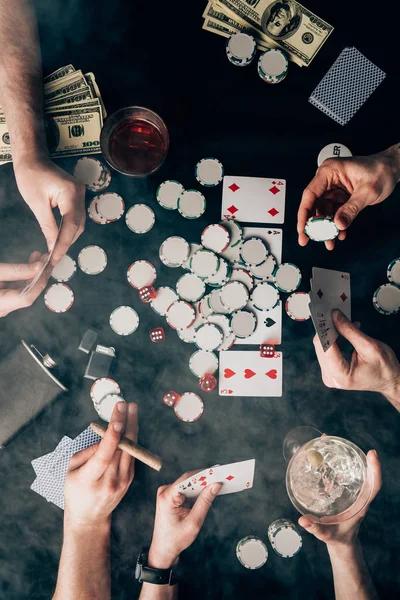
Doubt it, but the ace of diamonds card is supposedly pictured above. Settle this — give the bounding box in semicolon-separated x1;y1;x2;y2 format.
219;351;283;397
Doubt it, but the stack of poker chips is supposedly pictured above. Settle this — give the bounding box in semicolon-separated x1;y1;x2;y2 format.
258;48;289;84
226;32;257;67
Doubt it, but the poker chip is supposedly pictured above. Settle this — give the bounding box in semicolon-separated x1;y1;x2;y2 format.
88;197;107;224
156;180;184;210
205;257;231;288
230;310;257;338
268;519;302;558
195;158;224;187
205;314;232;346
127;260;157;289
78;245;107;275
178;189;206;219
317;143;352;167
226;32;256;66
236;537;268;570
217;330;236;351
220;281;249;311
258;48;288;84
125;204;155;234
174;392;204;423
285;292;311;321
201;224;230;254
194;323;223;351
51;254;76;282
90;378;121;406
191;249;219;279
240;238;268;267
387;258;400;286
160;236;190;267
96;192;125;222
182;243;202;271
304;216;339;242
110;306;139;335
189;350;218;377
150;286;178;316
166;300;196;329
44;283;74;313
97;394;126;422
250;254;277;281
373;283;400;315
251;282;280;311
221;219;243;248
208;288;231;315
230;267;254;291
273;263;302;293
199;294;215;318
176;273;206;302
73;157;111;192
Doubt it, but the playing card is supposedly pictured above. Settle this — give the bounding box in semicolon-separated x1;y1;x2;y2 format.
177;459;255;499
222;176;286;224
219;351;282;397
234;301;282;346
242;227;283;265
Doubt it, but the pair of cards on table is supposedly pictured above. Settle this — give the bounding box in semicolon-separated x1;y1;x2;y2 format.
177;459;255;499
219;351;283;397
221;176;286;224
309;267;351;352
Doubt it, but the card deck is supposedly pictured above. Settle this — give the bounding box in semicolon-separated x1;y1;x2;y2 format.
222;177;286;224
219;350;283;397
177;459;255;499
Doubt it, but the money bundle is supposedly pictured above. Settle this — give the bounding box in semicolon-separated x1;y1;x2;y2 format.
202;0;333;67
0;64;106;166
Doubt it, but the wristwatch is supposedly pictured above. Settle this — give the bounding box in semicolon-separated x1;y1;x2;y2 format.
135;548;178;586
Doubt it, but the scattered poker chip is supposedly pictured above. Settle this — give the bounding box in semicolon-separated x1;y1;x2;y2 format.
51;254;76;282
177;325;197;344
221;241;243;266
304;216;339;242
73;157;111;192
268;519;302;558
218;330;236;351
387;258;400;286
258;48;288;84
125;204;155;234
221;219;243;248
195;158;224;187
44;283;74;313
110;306;140;335
90;378;121;406
317;143;352;167
240;238;268;267
205;313;232;346
230;310;257;338
88;197;107;224
95;192;125;222
226;32;256;66
220;281;249;311
251;282;280;311
178;189;206;219
159;236;190;267
273;263;302;293
236;536;268;570
373;283;400;315
166;300;196;330
205;257;231;288
201;224;230;254
194;323;223;351
191;249;219;279
127;260;157;289
150;286;178;316
199;294;214;318
249;254;277;281
156;180;184;210
189;350;219;378
174;392;204;423
78;245;107;275
97;394;126;422
208;288;231;315
176;273;206;302
230;267;254;291
285;292;311;321
182;243;202;270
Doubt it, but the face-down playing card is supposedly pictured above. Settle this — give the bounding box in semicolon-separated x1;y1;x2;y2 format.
219;350;282;397
222;176;286;224
177;459;255;499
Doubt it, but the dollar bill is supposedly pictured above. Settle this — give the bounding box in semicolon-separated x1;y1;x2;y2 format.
44;64;76;84
202;17;271;51
203;2;272;48
45;98;101;114
45;86;93;108
44;72;88;102
85;72;107;119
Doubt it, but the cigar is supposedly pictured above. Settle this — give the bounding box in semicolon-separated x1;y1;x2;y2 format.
90;421;162;471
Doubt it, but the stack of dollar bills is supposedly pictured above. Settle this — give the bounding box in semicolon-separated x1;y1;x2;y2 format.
0;64;106;166
202;0;333;68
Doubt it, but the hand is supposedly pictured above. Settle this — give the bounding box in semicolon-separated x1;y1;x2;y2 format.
64;402;138;528
148;472;222;569
297;146;400;250
0;251;51;317
14;156;86;266
299;450;382;548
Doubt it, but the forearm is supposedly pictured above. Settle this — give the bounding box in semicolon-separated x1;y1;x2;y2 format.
52;518;111;600
138;549;178;600
328;541;379;600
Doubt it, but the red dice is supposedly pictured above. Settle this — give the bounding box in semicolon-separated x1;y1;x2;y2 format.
260;343;275;358
162;391;180;407
150;327;165;343
198;373;217;392
139;286;157;303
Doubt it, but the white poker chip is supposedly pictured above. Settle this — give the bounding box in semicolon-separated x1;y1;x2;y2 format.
177;325;197;343
73;157;111;192
226;32;256;66
178;189;206;219
156;180;184;210
240;238;268;267
198;295;212;318
230;267;254;291
88;197;107;224
304;217;339;242
176;273;206;302
78;245;107;275
268;521;302;558
236;537;268;570
201;224;230;254
221;241;243;265
160;236;190;267
258;48;288;84
251;282;280;311
51;254;76;282
182;243;202;270
150;286;178;316
95;192;125;222
166;300;196;330
250;254;277;281
230;310;257;338
189;350;218;377
44;283;74;313
285;292;311;321
127;260;157;289
317;143;352;167
174;392;204;423
90;378;121;406
195;158;224;187
194;323;223;351
125;204;155;234
191;249;219;279
220;281;249;311
273;263;302;293
221;220;243;248
208;288;231;315
205;257;231;288
387;258;400;286
373;283;400;315
97;394;126;422
205;313;232;342
110;306;139;335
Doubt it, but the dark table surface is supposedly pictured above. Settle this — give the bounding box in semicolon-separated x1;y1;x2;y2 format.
1;1;400;599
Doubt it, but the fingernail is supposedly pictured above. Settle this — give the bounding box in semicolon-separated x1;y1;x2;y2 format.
332;308;343;321
372;449;379;459
211;483;221;495
128;403;137;414
113;422;124;432
118;402;127;413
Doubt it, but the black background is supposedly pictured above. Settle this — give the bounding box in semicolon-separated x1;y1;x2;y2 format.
0;1;400;598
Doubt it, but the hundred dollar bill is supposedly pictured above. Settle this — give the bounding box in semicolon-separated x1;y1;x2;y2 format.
44;72;88;102
45;86;94;108
202;17;270;51
45;99;102;115
44;69;85;90
203;2;273;46
44;64;76;84
85;72;107;119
